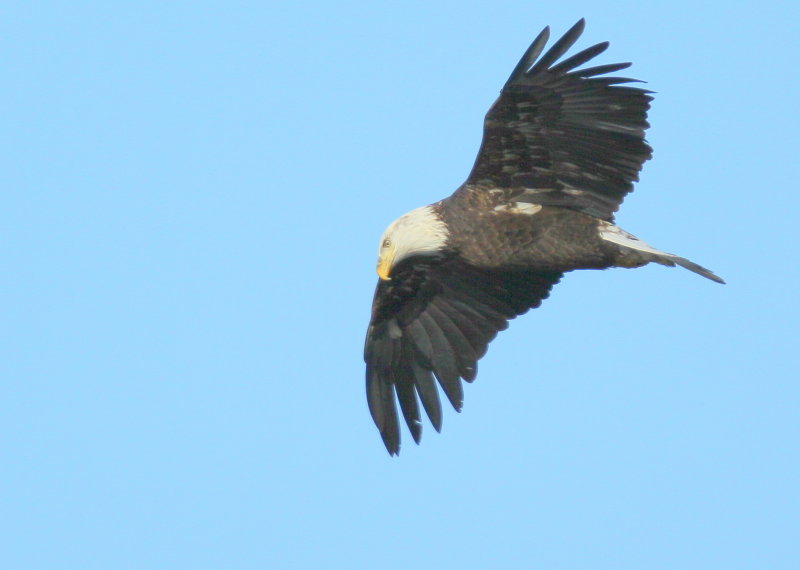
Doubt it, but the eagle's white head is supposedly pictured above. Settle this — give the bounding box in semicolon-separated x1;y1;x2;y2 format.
376;205;449;280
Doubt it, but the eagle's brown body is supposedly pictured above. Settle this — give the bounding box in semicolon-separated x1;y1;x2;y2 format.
441;186;620;271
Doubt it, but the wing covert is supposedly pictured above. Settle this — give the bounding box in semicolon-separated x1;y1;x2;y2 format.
364;259;562;455
464;19;653;220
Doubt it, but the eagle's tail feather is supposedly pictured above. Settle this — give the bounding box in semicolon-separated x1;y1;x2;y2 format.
654;255;725;284
599;222;725;284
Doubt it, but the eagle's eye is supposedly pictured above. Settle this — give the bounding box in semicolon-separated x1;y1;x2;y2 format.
382;238;391;249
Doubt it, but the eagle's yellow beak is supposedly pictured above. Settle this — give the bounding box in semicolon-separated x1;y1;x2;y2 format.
377;250;394;281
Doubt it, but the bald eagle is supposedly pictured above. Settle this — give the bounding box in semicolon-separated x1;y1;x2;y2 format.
364;19;724;455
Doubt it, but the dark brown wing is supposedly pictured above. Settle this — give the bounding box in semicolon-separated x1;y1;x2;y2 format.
464;19;653;220
364;257;562;455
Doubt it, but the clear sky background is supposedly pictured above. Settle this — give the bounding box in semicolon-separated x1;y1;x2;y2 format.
3;1;799;568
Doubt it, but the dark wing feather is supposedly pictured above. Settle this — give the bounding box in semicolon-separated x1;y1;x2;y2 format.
364;258;562;455
464;18;653;220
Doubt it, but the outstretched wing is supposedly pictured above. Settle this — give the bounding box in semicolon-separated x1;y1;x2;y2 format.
463;19;653;220
364;258;562;455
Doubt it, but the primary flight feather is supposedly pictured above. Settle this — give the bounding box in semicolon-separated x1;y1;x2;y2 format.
364;19;724;455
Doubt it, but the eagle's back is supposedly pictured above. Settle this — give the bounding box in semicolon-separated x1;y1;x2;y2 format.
443;185;615;270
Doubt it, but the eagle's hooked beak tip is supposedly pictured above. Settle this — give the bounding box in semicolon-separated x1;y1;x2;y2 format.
377;257;393;281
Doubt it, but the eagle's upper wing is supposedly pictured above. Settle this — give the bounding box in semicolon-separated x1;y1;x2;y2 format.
463;19;653;221
364;258;562;455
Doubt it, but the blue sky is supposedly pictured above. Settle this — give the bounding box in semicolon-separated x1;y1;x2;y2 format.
3;1;799;568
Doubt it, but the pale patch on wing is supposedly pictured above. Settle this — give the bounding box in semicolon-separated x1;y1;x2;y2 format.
598;222;669;256
514;186;570;198
388;319;402;339
493;202;543;215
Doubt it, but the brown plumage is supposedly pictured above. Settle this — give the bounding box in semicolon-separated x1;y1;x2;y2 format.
364;19;723;455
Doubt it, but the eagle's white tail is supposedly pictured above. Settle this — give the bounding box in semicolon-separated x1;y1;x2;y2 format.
599;223;725;284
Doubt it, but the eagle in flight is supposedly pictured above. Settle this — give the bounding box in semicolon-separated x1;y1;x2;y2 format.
364;19;724;455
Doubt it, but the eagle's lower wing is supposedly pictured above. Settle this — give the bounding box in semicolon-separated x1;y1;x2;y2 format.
364;259;562;455
463;19;652;221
